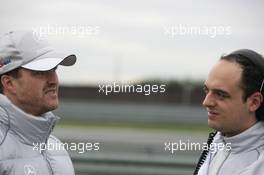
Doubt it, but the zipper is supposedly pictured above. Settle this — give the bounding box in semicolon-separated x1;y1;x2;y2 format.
41;118;56;175
41;149;54;175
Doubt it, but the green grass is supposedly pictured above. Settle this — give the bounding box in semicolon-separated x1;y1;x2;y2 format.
57;119;213;134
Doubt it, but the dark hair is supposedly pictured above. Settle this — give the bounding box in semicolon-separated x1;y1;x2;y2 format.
220;54;264;121
0;68;21;94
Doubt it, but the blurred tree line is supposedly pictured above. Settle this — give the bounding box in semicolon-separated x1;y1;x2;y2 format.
59;79;205;106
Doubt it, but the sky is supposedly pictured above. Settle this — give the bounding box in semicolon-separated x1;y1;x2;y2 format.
1;0;264;85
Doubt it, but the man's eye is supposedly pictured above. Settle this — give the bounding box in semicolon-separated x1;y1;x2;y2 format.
216;92;228;98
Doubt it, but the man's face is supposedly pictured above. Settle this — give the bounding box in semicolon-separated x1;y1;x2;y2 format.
203;60;256;136
10;67;59;116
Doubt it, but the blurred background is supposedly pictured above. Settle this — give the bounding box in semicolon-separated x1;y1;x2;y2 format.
1;0;264;174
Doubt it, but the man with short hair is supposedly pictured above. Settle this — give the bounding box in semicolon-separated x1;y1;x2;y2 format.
194;49;264;175
0;31;76;174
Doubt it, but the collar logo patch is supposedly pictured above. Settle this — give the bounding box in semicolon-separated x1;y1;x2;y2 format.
24;164;37;175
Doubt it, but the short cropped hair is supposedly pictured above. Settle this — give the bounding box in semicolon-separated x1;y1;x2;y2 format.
0;68;21;94
221;54;264;121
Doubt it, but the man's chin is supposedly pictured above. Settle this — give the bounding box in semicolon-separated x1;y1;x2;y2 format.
46;101;59;111
208;120;221;131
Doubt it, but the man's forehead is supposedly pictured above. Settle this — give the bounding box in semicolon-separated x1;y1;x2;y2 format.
209;60;242;80
205;60;243;91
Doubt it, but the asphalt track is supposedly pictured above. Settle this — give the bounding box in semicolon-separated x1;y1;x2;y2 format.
53;127;209;175
54;99;207;124
53;100;209;174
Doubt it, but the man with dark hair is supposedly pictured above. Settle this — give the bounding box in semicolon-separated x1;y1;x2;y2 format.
194;49;264;175
0;31;76;174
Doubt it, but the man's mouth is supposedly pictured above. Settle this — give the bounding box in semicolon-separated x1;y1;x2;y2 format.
207;110;219;119
45;88;58;96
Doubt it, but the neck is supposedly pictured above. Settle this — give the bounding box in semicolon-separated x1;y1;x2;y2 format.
5;93;42;116
223;119;257;137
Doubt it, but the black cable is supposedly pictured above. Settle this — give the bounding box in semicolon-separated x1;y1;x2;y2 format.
193;131;217;175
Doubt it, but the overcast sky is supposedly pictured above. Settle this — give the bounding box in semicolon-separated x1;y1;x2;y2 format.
1;0;264;85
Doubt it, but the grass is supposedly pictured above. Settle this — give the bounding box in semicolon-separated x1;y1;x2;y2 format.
57;119;213;134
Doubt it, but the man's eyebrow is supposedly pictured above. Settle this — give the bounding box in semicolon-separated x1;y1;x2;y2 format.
203;84;231;96
214;89;230;96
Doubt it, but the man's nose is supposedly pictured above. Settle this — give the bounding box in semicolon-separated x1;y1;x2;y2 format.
202;92;216;107
47;69;58;84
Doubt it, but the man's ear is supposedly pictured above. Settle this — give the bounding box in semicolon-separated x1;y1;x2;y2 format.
247;92;263;112
1;75;17;94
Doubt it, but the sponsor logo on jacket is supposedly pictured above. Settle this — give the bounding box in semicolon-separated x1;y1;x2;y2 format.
24;164;37;175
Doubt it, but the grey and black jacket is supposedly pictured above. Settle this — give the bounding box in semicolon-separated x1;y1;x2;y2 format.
196;121;264;175
0;94;75;175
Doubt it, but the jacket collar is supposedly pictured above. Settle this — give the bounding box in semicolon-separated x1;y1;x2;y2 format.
213;122;264;153
197;122;264;175
0;94;59;145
